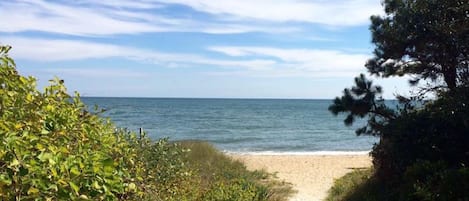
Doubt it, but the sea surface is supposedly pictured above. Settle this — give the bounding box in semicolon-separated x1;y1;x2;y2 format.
82;97;378;154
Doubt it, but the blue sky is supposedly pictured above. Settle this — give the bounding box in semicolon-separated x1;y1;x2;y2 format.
0;0;411;99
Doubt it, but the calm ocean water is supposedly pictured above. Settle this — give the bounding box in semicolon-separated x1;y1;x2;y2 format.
81;97;378;153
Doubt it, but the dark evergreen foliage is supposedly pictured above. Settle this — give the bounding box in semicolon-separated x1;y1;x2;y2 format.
329;74;396;136
366;0;468;90
371;88;469;179
329;0;469;200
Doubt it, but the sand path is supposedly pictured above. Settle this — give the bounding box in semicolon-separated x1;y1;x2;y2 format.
231;154;371;201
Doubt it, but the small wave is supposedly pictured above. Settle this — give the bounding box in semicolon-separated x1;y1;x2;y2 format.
210;137;262;144
224;150;371;156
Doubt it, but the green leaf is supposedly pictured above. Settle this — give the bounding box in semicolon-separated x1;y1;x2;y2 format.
0;174;12;185
50;168;58;177
37;153;48;162
103;158;115;175
92;181;101;190
35;143;45;151
41;129;50;135
128;183;136;191
27;187;40;195
48;184;58;191
102;158;114;167
70;166;80;176
10;158;20;167
69;181;80;194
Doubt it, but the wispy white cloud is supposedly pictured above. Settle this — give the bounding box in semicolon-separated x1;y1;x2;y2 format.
77;0;164;10
306;36;338;42
3;37;147;61
0;0;299;36
40;68;149;78
4;37;368;78
157;0;382;26
208;46;369;73
0;0;166;36
3;36;275;71
0;0;381;36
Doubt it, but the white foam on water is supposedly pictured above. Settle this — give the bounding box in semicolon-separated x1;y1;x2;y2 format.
224;150;371;156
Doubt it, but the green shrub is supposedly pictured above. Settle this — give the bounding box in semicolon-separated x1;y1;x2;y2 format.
404;161;469;201
202;179;264;201
0;45;195;200
325;168;401;201
325;169;372;201
0;46;140;199
371;88;469;180
327;162;469;201
326;169;402;201
136;137;199;201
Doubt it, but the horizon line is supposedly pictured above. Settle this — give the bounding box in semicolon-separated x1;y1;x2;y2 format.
79;96;398;101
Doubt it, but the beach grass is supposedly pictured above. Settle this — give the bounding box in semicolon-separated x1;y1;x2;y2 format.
325;168;374;201
325;167;398;201
178;140;295;201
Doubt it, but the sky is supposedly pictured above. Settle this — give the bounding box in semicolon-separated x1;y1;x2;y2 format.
0;0;411;99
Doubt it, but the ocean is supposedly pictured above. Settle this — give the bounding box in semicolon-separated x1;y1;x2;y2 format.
81;97;378;154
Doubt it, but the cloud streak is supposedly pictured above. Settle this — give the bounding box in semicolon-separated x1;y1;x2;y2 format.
0;0;171;36
3;36;275;71
41;68;150;78
3;36;369;78
208;46;369;74
0;0;296;36
157;0;382;26
0;0;381;36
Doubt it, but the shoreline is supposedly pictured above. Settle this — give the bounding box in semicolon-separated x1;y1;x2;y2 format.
225;150;371;156
230;154;372;201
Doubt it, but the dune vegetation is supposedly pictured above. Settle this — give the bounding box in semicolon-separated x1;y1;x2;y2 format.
0;45;293;200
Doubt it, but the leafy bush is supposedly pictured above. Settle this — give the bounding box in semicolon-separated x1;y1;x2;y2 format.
202;179;265;201
135;137;199;201
0;46;141;199
405;161;469;201
327;162;469;201
0;45;198;200
325;169;373;201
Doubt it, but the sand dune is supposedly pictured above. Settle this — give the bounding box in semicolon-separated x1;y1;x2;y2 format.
231;154;372;201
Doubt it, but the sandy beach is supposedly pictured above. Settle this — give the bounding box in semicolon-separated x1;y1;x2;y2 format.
231;154;372;201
